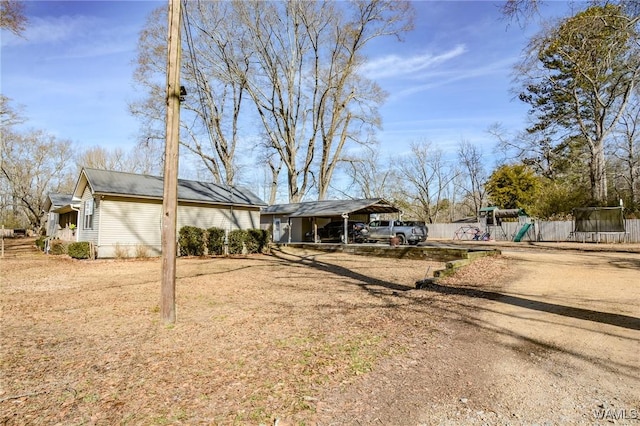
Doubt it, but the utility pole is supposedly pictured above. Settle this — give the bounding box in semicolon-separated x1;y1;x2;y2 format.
161;0;182;324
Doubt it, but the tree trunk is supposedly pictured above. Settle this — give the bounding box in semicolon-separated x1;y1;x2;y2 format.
288;170;302;203
591;139;608;203
267;158;281;205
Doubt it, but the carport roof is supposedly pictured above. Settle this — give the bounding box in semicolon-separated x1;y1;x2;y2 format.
262;198;400;218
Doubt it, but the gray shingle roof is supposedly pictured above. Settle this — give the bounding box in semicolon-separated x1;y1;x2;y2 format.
80;168;266;207
44;193;78;213
48;193;74;208
262;198;399;217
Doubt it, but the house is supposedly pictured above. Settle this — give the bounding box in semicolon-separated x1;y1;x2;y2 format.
67;168;266;258
43;193;80;240
261;198;400;243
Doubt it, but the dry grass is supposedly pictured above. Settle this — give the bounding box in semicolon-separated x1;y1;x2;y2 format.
113;242;130;259
4;238;639;425
0;239;445;425
134;244;150;259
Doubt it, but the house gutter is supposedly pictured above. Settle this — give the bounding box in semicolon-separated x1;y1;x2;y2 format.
92;192;266;210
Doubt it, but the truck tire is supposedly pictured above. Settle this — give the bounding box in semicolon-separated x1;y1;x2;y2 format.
396;234;406;245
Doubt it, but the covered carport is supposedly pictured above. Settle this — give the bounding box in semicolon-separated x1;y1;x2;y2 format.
261;198;401;244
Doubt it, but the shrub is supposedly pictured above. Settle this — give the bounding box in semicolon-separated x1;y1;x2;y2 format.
68;242;91;259
35;236;46;251
204;228;270;255
49;240;67;255
246;229;270;254
178;226;205;256
134;244;150;259
228;229;248;255
114;243;129;259
207;227;225;255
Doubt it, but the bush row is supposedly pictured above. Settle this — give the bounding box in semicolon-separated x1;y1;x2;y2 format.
178;226;269;256
34;238;92;259
34;226;267;259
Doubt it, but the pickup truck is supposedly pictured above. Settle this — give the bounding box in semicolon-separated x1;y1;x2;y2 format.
362;220;428;245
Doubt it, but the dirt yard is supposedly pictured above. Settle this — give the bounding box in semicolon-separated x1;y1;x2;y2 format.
1;238;638;425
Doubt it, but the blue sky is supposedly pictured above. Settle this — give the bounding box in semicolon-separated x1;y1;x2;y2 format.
366;1;573;157
1;1;576;183
1;1;160;149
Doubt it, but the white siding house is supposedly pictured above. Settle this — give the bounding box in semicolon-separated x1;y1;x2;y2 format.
72;168;265;258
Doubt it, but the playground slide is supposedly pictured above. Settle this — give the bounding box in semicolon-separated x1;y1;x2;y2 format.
513;222;533;242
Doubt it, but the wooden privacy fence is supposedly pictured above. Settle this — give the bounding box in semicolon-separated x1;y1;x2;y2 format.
427;219;640;243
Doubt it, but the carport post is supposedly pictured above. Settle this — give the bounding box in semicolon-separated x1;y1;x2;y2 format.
342;213;349;244
313;219;318;243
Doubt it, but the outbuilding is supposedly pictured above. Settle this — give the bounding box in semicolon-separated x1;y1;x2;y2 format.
70;168;266;258
261;198;400;243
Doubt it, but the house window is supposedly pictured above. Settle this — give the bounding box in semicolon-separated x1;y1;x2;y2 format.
83;199;94;230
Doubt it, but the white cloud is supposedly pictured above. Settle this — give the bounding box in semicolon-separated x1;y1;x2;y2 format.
1;14;136;58
390;56;518;100
1;15;99;47
361;45;467;80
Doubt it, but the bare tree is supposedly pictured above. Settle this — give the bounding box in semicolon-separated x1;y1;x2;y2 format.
231;0;319;202
610;89;640;210
77;146;127;171
1;129;75;229
0;95;25;128
1;96;24;227
179;1;253;185
75;145;157;176
309;0;412;200
457;140;487;218
1;97;76;229
132;1;412;201
341;145;394;199
132;3;246;185
0;0;27;35
259;145;284;205
130;7;171;175
500;0;542;26
397;142;457;223
488;121;574;179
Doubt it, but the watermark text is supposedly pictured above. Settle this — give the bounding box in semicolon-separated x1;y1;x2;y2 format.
593;408;639;421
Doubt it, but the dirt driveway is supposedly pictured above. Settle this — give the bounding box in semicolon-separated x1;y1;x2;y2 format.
319;247;640;425
1;238;638;425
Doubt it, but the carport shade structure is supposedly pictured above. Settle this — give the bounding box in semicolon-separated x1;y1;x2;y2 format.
287;198;400;218
262;198;401;243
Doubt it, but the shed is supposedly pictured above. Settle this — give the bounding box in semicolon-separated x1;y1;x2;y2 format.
261;198;400;243
71;168;266;258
